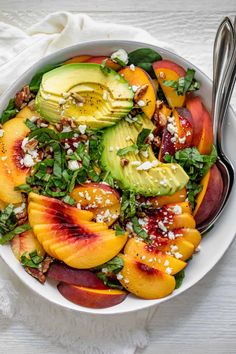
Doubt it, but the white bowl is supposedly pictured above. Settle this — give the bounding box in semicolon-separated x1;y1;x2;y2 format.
0;40;235;315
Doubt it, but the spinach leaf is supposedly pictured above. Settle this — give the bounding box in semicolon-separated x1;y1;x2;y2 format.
1;98;18;124
128;48;162;77
163;68;200;96
175;269;185;289
94;256;124;274
29;63;62;93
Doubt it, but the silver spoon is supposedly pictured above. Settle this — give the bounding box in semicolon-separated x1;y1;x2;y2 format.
198;16;236;233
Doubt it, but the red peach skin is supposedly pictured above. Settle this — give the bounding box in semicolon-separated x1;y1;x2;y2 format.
47;263;108;289
58;283;127;308
194;164;223;225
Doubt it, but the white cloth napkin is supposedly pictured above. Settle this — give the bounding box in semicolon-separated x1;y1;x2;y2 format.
0;12;168;354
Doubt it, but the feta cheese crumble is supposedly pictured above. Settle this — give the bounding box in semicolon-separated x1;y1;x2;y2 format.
68;160;79;171
129;64;135;71
22;154;35;167
110;49;128;66
172;205;182;215
137;100;146;107
78;125;87;134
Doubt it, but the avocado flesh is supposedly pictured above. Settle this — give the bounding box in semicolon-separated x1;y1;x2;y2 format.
101;114;189;196
35;63;134;128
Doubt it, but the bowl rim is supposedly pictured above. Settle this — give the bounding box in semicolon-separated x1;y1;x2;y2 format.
0;39;235;315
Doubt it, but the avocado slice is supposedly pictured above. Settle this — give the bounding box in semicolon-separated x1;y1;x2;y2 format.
35;63;134;129
101;115;189;196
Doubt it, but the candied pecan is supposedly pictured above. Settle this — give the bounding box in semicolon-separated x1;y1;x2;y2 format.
24;266;46;284
120;158;129;167
156;100;163;109
78;134;88;142
153;136;161;147
27;99;36;110
15;85;33;109
36;118;49;128
71;92;85;103
158;71;166;79
46;167;53;174
158;112;167;127
134;84;149;103
41;256;54;273
25;138;38;151
55;123;63;132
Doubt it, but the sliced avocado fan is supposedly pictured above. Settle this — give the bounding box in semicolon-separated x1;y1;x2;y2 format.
35;63;134;129
101;114;189;196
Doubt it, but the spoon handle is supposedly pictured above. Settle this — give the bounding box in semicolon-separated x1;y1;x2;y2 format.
212;17;235;148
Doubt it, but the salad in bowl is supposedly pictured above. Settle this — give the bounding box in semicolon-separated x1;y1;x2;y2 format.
0;45;223;309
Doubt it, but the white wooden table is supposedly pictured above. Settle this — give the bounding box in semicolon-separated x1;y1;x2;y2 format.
0;1;236;353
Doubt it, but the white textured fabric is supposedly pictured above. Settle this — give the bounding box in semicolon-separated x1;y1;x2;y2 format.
0;12;166;354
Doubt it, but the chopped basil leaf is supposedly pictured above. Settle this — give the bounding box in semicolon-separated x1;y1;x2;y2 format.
101;171;114;187
174;269;185;289
15;184;32;194
136;128;151;151
97;273;123;290
163;68;200;96
25;119;37;131
100;59;111;75
120;191;136;221
131;216;150;241
0;223;31;245
62;195;76;205
164;146;217;208
1;98;18;124
20;250;44;269
0;204;17;235
115;225;126;236
117;144;138;156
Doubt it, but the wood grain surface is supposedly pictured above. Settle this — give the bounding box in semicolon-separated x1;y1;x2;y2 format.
0;1;236;353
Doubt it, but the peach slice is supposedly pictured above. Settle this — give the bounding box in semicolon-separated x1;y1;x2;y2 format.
153;60;186;108
0;200;6;210
15;106;40;120
178;228;201;249
197;107;213;155
47;263;108;289
153;236;195;261
0;113;31;187
193;164;223;225
119;66;156;119
166;201;192;214
140;188;187;208
28;193;128;268
168;213;196;230
64;55;92;64
86;56;121;71
58;283;127;308
0;159;22;203
119;254;175;299
124;238;186;275
186;96;204;146
11;229;45;261
70;182;120;226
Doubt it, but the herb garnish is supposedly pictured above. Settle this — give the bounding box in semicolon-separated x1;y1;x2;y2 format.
120;191;136;221
0;98;18;124
164;146;217;208
29;63;62;93
100;59;111;75
0;201;31;245
20;250;44;269
115;225;126;236
117;128;151;156
0;223;31;245
163;69;200;96
94;256;124;289
131;216;150;242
